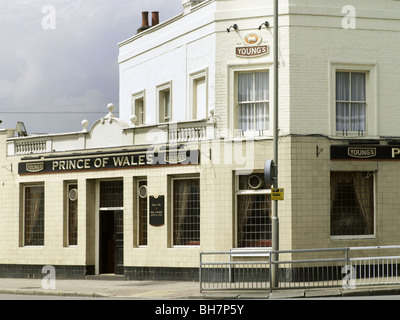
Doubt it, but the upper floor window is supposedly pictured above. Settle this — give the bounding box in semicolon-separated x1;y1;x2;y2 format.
190;69;208;120
157;82;172;123
237;71;269;132
336;71;366;134
330;61;377;137
132;91;145;126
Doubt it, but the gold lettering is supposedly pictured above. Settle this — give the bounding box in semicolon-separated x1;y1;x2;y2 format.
392;148;400;158
138;154;146;165
147;154;154;165
77;159;84;169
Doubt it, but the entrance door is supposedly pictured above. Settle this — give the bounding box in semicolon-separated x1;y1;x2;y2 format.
99;210;124;274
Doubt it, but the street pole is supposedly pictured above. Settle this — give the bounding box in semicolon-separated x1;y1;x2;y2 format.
271;0;279;288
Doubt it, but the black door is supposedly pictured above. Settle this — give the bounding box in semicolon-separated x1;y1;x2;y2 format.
99;210;123;274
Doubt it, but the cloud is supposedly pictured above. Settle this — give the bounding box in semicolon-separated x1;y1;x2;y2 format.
0;0;182;133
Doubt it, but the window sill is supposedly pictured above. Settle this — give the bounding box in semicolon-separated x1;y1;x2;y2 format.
230;248;271;257
236;130;271;138
331;132;378;139
331;235;376;241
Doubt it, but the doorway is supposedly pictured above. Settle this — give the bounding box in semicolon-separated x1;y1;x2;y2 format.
98;180;124;275
99;210;123;274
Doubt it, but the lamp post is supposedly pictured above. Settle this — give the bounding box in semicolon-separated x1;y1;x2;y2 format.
271;0;279;288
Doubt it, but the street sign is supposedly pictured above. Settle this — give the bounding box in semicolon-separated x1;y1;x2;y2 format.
271;188;284;200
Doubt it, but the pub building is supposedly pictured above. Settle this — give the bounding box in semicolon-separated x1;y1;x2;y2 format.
1;0;400;280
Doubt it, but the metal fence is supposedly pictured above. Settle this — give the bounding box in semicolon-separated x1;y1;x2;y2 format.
199;245;400;292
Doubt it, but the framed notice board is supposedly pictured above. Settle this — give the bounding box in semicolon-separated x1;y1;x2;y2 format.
149;195;165;226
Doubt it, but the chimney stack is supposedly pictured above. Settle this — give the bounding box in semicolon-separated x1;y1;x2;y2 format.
137;11;150;33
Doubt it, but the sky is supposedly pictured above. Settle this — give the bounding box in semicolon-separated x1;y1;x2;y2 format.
0;0;183;134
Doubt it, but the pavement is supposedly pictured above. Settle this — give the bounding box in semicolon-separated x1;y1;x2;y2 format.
0;275;400;299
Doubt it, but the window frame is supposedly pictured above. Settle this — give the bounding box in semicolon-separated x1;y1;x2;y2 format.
189;68;208;120
234;172;272;249
157;81;172;124
329;60;378;137
66;182;78;247
23;183;45;247
171;176;200;247
137;179;148;247
229;64;272;137
330;171;376;240
131;90;146;126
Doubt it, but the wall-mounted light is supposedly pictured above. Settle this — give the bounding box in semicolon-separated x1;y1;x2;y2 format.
258;21;270;30
227;24;238;33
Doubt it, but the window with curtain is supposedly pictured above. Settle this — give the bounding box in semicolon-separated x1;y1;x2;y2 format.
330;172;374;237
24;184;45;246
237;71;269;131
236;173;272;248
336;72;366;134
173;178;200;246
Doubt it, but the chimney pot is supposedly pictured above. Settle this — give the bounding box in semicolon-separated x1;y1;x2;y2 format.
151;11;159;26
137;11;150;33
142;11;149;27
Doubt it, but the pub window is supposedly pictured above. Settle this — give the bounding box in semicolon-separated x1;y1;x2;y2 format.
24;184;45;246
137;180;148;246
172;178;200;246
236;173;272;248
132;91;145;126
190;69;208;120
157;82;172;123
67;183;78;246
237;71;269;131
100;180;123;208
330;172;374;237
336;71;367;135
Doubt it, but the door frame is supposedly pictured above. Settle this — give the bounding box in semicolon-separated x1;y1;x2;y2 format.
94;179;124;275
98;209;124;275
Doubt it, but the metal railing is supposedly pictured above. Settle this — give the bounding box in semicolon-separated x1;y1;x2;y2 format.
200;250;270;292
199;245;400;293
